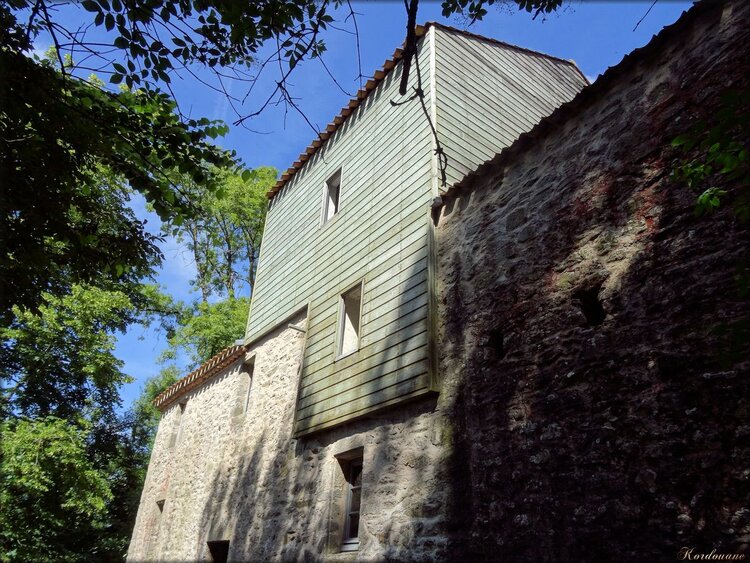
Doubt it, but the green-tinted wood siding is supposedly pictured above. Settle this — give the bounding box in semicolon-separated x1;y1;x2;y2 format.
246;35;435;436
244;26;587;436
434;27;587;189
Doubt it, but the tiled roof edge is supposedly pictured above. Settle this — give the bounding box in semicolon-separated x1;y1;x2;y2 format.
152;345;246;411
440;0;718;203
266;20;587;200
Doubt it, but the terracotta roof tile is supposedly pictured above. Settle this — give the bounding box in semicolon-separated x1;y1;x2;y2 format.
152;345;246;411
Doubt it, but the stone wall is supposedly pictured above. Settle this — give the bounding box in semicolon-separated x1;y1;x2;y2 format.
435;1;750;561
129;1;750;561
128;309;455;562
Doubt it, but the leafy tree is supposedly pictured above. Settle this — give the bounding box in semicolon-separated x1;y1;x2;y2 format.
162;297;250;369
671;88;749;220
168;167;275;302
0;10;236;325
440;0;564;22
128;366;180;452
0;282;177;421
0;282;180;561
0;417;113;562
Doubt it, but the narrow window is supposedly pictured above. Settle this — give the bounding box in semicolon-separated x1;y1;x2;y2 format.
342;458;363;552
207;540;230;563
338;283;362;358
156;499;165;513
241;360;254;414
323;170;341;224
169;402;186;448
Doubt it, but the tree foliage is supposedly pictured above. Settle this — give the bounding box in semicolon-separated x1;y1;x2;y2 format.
168;167;275;302
671;88;749;220
0;8;236;324
441;0;564;22
162;297;251;368
0;417;113;562
0;283;176;420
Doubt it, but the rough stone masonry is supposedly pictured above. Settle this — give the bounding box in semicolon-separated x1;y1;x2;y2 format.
129;0;749;561
436;0;750;560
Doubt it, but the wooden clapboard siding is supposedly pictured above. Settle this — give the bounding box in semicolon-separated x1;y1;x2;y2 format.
434;26;587;188
247;116;433;335
245;33;436;435
244;25;587;436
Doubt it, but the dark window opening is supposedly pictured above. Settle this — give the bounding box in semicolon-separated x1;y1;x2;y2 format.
573;285;607;326
338;284;362;358
207;540;230;563
156;499;165;513
488;327;505;359
242;360;254;414
323;170;341;224
342;458;363;551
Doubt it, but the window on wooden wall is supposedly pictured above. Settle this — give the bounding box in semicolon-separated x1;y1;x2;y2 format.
337;282;362;358
322;169;341;224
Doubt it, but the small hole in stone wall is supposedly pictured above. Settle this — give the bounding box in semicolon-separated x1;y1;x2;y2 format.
488;327;506;358
573;285;607;326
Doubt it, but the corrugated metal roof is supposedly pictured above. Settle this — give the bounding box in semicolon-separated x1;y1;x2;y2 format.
266;21;585;200
152;345;246;411
439;0;717;203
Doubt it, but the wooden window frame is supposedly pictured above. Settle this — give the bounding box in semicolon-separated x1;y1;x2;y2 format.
331;447;364;553
321;168;343;227
341;457;363;551
335;280;364;360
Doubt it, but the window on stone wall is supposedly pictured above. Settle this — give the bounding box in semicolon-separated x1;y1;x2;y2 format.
233;358;255;418
207;540;229;563
156;499;165;513
322;169;341;224
169;401;187;448
341;457;363;551
337;282;362;358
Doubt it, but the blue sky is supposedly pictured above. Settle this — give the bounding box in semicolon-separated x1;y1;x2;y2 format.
88;0;695;409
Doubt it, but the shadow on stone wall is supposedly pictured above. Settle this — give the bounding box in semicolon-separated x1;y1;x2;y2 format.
439;2;750;560
196;251;446;561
